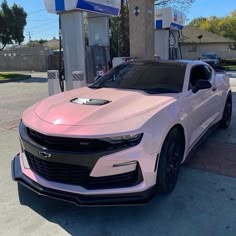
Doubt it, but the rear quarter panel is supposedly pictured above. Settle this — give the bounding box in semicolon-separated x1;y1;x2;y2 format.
215;72;231;114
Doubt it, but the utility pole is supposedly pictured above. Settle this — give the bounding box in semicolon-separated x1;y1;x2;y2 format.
27;31;32;43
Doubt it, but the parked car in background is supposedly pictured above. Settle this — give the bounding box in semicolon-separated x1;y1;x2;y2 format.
200;53;221;67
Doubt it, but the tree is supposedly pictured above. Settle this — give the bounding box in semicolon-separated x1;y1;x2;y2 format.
111;0;129;57
155;0;195;12
188;17;207;28
189;11;236;41
0;0;27;50
27;39;48;47
38;39;48;45
111;0;195;57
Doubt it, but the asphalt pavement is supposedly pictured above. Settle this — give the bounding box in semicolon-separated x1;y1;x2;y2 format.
0;73;236;236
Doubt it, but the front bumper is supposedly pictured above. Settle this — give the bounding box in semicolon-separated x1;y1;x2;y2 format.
12;154;156;206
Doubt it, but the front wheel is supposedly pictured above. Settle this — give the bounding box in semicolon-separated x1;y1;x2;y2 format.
156;128;185;194
220;93;232;129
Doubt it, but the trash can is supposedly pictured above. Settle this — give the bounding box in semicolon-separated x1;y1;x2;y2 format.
47;70;62;96
72;71;86;89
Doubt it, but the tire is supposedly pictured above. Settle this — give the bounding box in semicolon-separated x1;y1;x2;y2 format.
156;127;185;194
220;93;232;129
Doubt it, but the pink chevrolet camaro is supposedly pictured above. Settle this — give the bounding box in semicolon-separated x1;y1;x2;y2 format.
12;60;232;205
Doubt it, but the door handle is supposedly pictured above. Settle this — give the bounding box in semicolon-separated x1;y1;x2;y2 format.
212;87;217;91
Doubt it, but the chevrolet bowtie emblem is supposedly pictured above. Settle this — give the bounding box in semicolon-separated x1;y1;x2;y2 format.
39;151;52;159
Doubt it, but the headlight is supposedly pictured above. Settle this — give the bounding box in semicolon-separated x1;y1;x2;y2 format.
108;133;143;142
103;133;143;148
19;120;25;138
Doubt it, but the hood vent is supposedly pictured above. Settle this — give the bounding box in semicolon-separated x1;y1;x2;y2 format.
71;98;111;106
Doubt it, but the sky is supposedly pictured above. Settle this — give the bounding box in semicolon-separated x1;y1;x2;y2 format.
3;0;236;42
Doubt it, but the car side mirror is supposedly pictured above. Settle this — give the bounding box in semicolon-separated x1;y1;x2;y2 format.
192;80;212;93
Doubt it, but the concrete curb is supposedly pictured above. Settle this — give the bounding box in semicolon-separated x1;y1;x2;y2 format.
0;75;32;84
227;71;236;78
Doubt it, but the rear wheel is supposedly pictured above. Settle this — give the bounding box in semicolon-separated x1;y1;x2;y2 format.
156;127;185;194
220;93;232;129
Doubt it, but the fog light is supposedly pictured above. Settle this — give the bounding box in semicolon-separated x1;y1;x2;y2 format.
113;161;137;168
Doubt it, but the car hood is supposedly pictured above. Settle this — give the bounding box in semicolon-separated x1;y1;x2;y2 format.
34;87;177;126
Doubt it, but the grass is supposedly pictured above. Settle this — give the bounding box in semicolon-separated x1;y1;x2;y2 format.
222;65;236;71
0;73;28;82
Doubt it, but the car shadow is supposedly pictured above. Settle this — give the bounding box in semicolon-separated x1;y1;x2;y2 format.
17;164;236;236
17;181;169;236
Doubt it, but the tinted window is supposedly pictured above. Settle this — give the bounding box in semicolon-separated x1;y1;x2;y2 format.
91;63;186;94
189;65;212;89
204;65;212;79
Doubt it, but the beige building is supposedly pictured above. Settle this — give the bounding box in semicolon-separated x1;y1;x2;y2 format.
44;37;60;50
180;26;236;59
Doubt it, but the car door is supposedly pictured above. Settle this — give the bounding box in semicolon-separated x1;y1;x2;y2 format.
185;64;219;148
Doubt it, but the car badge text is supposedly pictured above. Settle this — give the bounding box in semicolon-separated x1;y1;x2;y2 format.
39;151;52;159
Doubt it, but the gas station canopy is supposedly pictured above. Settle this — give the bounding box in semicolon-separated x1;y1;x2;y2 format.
155;7;185;30
44;0;121;16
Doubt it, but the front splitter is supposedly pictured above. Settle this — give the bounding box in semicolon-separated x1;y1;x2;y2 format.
11;154;156;206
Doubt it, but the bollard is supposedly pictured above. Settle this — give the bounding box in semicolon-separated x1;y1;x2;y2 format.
72;71;86;89
47;70;62;96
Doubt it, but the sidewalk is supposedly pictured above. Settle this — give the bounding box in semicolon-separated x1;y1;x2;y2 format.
227;71;236;78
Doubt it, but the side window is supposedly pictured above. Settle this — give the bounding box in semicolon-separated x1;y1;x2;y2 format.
204;65;213;81
189;65;212;90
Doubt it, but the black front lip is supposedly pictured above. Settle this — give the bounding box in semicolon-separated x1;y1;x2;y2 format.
12;154;156;206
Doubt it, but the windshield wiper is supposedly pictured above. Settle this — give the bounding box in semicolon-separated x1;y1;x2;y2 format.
144;88;179;94
126;88;179;94
88;85;103;89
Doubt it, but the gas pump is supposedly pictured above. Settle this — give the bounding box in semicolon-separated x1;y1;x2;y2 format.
44;0;121;94
86;45;108;84
86;13;110;83
154;8;185;60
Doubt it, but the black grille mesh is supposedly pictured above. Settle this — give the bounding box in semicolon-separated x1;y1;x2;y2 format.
26;152;142;189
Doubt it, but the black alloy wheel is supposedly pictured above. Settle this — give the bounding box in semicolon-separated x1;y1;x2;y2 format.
220;93;232;129
156;127;185;194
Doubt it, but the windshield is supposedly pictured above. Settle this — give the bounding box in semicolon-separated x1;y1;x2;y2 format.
90;62;186;94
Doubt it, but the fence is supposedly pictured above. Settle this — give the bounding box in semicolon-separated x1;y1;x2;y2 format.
0;45;51;72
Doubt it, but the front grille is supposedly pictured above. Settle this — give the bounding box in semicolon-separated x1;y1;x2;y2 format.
26;152;143;190
27;128;113;152
26;151;91;185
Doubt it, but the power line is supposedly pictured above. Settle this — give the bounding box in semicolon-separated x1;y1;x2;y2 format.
26;26;58;38
27;9;45;15
32;28;58;37
27;19;56;22
25;21;57;31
